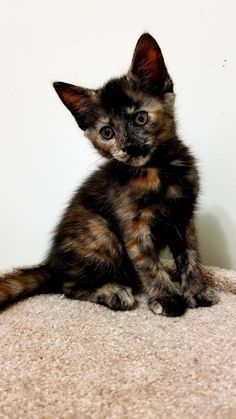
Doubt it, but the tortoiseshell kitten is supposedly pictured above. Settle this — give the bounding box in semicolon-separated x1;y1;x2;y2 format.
0;34;219;316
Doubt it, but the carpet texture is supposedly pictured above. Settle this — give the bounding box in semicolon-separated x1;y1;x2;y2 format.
0;266;236;419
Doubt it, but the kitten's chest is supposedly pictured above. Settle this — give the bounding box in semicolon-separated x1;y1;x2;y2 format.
115;166;187;230
115;168;161;231
129;168;161;193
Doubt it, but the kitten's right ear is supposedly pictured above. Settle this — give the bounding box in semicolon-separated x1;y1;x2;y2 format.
53;82;94;130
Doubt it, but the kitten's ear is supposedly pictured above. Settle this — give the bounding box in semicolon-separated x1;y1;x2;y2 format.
129;33;173;95
53;82;95;130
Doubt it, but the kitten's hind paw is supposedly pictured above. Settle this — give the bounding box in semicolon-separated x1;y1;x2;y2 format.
189;287;220;308
149;294;188;317
96;284;135;311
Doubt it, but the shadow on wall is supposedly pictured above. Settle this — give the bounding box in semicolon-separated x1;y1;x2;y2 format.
197;207;235;270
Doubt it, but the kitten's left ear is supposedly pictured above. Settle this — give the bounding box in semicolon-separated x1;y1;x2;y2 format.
129;33;173;95
53;82;96;130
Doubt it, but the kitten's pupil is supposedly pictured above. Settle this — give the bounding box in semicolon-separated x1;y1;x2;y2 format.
133;111;148;126
100;126;114;140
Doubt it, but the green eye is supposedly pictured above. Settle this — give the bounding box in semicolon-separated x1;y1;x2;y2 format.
133;111;148;126
100;126;115;140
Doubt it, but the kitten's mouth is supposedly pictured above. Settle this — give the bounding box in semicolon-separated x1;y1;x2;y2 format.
127;154;151;167
116;152;151;167
124;145;151;166
113;145;152;167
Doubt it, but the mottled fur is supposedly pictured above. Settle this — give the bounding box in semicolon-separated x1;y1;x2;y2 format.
0;34;219;316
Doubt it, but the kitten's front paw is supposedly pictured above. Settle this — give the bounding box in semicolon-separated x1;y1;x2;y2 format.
186;287;220;308
149;294;188;317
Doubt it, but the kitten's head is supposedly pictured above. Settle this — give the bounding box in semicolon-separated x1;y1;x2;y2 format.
54;33;175;167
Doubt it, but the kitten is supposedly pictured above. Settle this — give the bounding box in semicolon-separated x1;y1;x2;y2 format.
0;33;219;316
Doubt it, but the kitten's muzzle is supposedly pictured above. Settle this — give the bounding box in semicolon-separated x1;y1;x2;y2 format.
122;144;150;157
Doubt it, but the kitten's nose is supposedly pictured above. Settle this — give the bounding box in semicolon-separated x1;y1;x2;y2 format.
122;144;149;157
122;145;143;157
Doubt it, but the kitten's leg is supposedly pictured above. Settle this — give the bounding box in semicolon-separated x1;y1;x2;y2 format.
51;211;138;311
168;219;219;308
124;231;187;317
146;261;187;316
63;282;135;311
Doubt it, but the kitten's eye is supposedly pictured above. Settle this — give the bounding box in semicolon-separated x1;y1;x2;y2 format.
133;111;148;126
100;126;115;140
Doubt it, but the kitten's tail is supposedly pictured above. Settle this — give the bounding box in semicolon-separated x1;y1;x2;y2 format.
0;264;54;308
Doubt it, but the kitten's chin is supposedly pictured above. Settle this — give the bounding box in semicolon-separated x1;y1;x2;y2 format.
115;154;151;167
128;155;151;167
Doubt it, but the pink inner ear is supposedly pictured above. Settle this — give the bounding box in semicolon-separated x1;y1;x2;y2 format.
54;82;91;115
54;82;95;130
130;34;166;84
61;90;89;114
142;48;162;80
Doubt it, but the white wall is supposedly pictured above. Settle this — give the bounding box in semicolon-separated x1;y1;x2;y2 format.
0;0;235;270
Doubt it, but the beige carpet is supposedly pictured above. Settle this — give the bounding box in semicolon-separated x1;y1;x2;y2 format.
0;266;236;419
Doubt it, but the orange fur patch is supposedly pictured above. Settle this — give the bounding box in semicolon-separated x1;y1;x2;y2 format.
140;206;156;220
133;254;146;265
130;168;160;191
